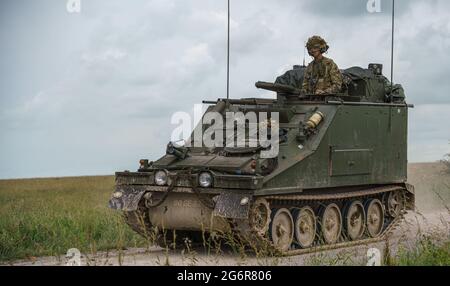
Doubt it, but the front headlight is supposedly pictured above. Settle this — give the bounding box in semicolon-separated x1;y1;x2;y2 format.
154;170;168;186
198;172;213;188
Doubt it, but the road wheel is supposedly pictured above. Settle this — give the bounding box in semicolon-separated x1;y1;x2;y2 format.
365;199;385;238
269;208;294;252
293;207;317;248
320;203;342;244
344;200;366;241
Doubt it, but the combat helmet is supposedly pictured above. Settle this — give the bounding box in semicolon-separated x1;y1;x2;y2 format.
306;35;329;55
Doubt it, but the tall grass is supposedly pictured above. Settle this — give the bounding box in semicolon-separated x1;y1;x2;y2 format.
390;237;450;266
389;185;450;266
0;176;146;262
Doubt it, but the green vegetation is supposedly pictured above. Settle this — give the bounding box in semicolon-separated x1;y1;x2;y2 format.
0;176;146;262
388;236;450;266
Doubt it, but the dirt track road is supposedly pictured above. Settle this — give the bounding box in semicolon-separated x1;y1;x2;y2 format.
8;210;449;266
6;163;450;266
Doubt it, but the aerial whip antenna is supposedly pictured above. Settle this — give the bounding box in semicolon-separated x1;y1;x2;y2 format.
226;0;230;100
390;0;395;102
303;42;306;67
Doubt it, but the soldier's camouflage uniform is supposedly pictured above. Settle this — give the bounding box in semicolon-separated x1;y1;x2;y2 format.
301;57;343;95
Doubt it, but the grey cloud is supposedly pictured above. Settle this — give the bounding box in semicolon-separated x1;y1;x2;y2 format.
0;0;449;178
301;0;413;18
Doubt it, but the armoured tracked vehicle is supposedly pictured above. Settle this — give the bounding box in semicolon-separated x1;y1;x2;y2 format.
109;63;415;253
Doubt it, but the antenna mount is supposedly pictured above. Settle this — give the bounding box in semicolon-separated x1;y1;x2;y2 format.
390;0;395;102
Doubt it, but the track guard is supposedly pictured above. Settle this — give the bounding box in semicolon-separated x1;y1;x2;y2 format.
108;186;146;211
213;193;252;219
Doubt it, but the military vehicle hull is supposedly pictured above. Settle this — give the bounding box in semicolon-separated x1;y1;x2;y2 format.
109;64;415;253
110;105;414;252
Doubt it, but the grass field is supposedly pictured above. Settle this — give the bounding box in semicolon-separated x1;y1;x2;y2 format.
0;176;146;261
0;163;449;264
389;238;450;266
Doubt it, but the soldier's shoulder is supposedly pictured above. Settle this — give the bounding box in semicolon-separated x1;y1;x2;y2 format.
323;57;337;65
306;61;314;67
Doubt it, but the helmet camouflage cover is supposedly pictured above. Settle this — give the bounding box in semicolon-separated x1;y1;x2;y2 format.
306;35;329;53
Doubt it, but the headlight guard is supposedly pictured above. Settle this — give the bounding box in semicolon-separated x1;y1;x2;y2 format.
154;170;168;186
198;172;213;188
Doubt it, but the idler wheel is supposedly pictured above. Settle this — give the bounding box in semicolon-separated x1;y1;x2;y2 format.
383;191;405;218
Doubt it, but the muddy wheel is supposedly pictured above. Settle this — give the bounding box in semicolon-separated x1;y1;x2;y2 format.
344;201;366;241
365;199;384;238
293;207;316;248
320;203;342;244
269;208;294;252
249;198;271;235
384;191;405;218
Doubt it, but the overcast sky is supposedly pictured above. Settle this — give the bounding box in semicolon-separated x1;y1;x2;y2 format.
1;0;449;179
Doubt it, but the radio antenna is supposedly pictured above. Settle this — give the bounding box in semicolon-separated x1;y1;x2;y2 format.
390;0;395;102
303;42;306;67
226;0;230;100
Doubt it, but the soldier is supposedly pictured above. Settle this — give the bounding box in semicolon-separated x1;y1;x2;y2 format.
301;36;343;95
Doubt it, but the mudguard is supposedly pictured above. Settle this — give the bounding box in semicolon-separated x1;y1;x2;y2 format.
212;193;252;219
108;186;146;211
